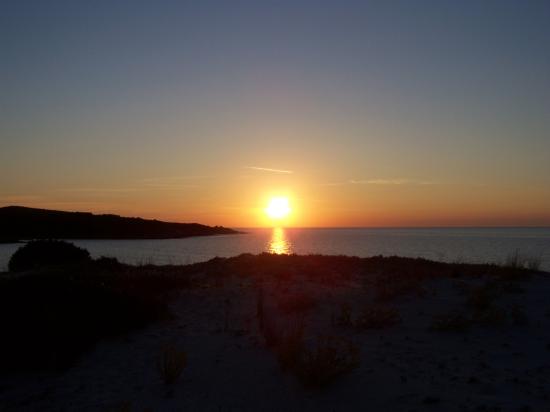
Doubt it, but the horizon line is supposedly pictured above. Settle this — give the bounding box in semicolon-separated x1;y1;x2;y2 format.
238;225;550;229
3;205;550;230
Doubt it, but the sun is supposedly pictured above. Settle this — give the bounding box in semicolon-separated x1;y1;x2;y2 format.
265;197;291;220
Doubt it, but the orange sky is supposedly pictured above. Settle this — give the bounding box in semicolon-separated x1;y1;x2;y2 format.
2;2;550;227
2;168;549;227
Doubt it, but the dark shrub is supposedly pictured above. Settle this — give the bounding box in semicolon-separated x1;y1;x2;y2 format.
8;240;91;272
94;256;121;269
0;265;172;372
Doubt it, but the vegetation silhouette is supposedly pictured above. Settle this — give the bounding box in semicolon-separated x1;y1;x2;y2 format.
0;242;195;372
0;206;240;241
8;239;91;272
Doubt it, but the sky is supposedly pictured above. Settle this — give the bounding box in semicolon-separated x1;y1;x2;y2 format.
1;0;550;227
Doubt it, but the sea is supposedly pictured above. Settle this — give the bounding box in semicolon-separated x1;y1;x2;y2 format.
1;227;550;272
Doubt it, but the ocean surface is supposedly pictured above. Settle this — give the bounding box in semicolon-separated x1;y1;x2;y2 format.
1;227;550;271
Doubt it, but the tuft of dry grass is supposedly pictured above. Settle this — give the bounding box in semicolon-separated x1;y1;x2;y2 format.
255;284;359;389
293;336;360;389
223;297;231;332
505;249;522;269
257;287;283;347
525;255;542;271
158;344;187;385
273;328;360;389
256;287;265;333
503;249;542;271
273;317;306;372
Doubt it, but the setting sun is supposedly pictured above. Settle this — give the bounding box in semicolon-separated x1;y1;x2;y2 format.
265;197;291;220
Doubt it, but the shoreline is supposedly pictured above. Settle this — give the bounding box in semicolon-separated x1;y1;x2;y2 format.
0;205;242;241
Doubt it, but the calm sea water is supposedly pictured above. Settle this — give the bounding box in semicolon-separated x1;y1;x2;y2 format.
1;227;550;271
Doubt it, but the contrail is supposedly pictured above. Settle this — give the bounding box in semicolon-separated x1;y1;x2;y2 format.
244;166;294;174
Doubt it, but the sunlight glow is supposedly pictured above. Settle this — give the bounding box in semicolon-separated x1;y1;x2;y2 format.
267;227;291;254
265;197;291;220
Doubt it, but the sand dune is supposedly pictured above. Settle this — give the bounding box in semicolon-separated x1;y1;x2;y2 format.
1;254;549;411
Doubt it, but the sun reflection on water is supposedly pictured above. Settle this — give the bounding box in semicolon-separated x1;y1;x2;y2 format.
267;227;292;254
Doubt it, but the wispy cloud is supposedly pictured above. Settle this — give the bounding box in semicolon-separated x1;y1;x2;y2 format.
244;166;294;174
320;178;436;186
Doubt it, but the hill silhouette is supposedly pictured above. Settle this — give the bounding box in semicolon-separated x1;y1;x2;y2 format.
0;206;240;241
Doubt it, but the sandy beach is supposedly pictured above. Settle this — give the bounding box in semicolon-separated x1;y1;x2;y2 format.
1;254;549;411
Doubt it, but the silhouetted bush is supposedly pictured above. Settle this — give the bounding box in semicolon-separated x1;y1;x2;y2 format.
8;239;91;272
0;260;187;372
94;256;122;269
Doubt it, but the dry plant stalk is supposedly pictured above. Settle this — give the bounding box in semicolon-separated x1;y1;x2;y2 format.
158;344;187;385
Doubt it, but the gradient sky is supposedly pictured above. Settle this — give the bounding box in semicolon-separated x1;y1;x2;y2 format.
2;0;550;227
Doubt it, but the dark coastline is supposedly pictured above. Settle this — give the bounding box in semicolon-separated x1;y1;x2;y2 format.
0;206;241;240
